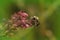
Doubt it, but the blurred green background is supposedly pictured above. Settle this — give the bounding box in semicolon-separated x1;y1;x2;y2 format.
0;0;60;40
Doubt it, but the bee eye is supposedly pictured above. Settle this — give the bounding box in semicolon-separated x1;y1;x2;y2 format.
33;18;35;20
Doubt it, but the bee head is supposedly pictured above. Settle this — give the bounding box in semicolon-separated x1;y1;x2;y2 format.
33;16;39;20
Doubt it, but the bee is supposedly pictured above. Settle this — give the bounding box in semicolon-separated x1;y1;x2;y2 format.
30;16;40;26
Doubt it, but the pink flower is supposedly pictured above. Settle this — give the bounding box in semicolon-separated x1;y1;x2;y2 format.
17;11;28;19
